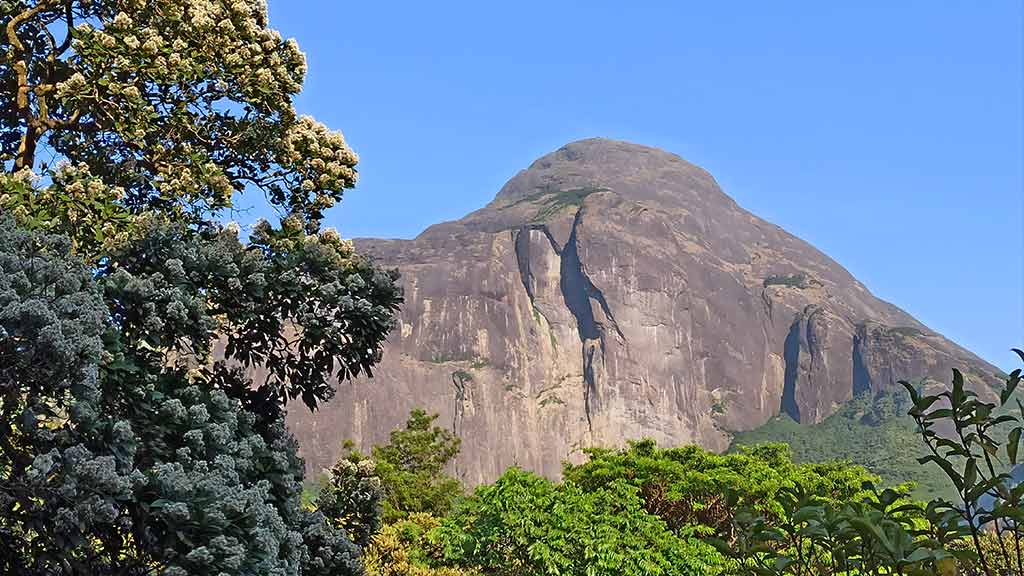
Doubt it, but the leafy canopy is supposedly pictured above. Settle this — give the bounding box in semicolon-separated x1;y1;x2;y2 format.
564;438;877;538
718;357;1024;576
359;409;463;523
433;468;725;576
1;1;403;575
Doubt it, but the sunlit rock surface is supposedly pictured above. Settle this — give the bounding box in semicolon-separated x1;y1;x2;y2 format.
286;138;1000;485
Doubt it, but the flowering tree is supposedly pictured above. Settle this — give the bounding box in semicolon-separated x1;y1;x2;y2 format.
1;1;402;575
3;0;353;228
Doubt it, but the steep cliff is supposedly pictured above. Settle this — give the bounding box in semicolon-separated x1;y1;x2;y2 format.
286;138;1000;485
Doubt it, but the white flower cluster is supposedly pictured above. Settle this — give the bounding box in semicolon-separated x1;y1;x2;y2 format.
157;0;306;105
46;0;365;227
278;115;358;212
150;159;234;208
55;72;87;98
332;457;377;477
1;163;135;263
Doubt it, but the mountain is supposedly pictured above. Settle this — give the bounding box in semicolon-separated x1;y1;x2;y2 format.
286;138;1001;485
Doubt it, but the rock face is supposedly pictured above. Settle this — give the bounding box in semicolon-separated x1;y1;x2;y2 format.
286;138;1000;485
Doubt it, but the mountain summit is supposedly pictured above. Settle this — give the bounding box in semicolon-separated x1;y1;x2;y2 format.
287;139;999;484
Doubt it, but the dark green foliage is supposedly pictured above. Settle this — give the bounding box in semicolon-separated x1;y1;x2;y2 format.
0;217;106;404
730;391;953;500
450;370;473;383
564;439;876;538
0;215;388;575
126;379;337;576
538;395;564;407
314;456;384;550
364;409;463;523
900;360;1024;576
0;218;125;572
499;184;607;223
890;326;925;338
433;468;725;576
762;273;815;289
101;217;401;413
530;186;605;221
1;2;403;573
715;483;954;576
721;357;1024;576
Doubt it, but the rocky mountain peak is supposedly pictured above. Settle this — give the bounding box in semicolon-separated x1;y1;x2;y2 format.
492;138;720;207
288;140;1000;486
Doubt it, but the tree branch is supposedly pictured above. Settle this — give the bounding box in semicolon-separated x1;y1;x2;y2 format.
7;0;64;171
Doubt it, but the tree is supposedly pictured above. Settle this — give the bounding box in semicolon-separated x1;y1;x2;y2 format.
366;409;463;523
3;0;353;229
0;218;118;572
363;513;479;576
315;454;384;551
1;1;402;574
563;439;877;539
432;468;726;576
318;412;469;576
901;358;1023;576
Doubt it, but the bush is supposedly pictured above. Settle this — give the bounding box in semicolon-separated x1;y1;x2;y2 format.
433;468;727;576
364;514;478;576
367;410;464;523
719;354;1024;576
564;439;877;537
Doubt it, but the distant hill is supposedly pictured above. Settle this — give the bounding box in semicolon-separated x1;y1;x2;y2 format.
731;388;1022;502
286;138;1002;484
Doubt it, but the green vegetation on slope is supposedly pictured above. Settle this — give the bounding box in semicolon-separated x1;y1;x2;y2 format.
762;272;818;289
729;391;947;500
500;184;609;222
731;388;1024;503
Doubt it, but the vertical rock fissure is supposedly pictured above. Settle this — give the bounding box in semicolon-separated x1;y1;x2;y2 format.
852;328;872;396
515;210;627;432
582;343;597;430
781;316;802;421
515;225;561;326
558;208;625;431
760;288;773;322
513;228;537;305
451;371;470;435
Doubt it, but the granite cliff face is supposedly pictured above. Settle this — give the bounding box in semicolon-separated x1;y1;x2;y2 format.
287;138;999;484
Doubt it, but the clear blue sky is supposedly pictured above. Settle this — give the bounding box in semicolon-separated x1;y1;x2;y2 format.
263;1;1023;371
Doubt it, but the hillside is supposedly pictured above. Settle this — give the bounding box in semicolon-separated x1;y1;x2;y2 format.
286;138;1001;484
730;391;947;500
731;387;1023;502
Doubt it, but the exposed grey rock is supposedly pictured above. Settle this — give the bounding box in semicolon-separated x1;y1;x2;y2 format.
286;138;1000;485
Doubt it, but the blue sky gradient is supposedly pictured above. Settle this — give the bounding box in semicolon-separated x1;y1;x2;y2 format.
262;1;1023;370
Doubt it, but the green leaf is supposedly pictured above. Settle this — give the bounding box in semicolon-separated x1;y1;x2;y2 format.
924;409;954;421
901;380;920;403
1009;427;1022;465
952;368;965;404
1002;369;1021;405
918;455;964;491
